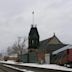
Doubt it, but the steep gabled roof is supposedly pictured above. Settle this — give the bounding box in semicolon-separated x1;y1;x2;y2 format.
39;34;67;53
49;35;63;44
39;44;66;53
29;25;39;38
41;34;63;44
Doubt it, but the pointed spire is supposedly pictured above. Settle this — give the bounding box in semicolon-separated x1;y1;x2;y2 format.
31;10;37;28
32;10;34;25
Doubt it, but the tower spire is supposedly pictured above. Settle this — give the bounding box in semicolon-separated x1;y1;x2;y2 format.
32;11;34;25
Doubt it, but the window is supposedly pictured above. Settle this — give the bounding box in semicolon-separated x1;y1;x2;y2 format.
32;40;34;44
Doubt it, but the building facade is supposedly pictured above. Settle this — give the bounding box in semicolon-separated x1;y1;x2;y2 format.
20;25;70;64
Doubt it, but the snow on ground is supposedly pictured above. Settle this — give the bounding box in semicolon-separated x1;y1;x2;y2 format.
19;63;72;71
3;64;27;72
0;60;16;64
0;60;72;71
3;64;34;72
0;60;34;72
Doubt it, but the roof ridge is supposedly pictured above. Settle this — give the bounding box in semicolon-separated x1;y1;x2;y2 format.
40;34;63;44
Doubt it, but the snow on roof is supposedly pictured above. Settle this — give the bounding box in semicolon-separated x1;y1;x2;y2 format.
0;61;72;71
52;45;72;55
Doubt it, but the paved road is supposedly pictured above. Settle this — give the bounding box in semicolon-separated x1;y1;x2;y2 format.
0;64;22;72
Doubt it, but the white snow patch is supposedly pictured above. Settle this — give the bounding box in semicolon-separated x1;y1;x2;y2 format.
3;64;34;72
0;61;72;71
52;45;72;54
19;63;72;71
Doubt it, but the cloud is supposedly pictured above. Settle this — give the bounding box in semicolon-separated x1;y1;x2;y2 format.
0;0;72;52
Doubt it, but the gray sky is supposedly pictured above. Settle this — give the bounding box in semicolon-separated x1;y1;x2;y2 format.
0;0;72;52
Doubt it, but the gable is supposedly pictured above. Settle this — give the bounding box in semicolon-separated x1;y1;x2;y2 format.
48;36;62;44
39;34;65;53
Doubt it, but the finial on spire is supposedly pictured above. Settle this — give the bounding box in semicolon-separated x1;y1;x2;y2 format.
32;11;34;14
53;33;55;36
32;10;34;25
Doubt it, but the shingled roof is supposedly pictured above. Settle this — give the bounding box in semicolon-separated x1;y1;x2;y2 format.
29;25;39;38
39;34;67;53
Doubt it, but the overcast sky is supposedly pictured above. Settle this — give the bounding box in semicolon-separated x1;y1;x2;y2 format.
0;0;72;53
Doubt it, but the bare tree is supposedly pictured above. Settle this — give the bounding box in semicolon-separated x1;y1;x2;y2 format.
7;37;27;56
7;46;13;55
